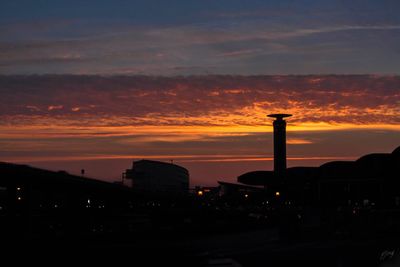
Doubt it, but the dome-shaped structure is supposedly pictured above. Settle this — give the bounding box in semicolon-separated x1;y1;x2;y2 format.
356;153;390;164
319;161;358;178
392;146;400;155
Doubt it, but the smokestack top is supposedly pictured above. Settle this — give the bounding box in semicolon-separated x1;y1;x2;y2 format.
267;114;292;120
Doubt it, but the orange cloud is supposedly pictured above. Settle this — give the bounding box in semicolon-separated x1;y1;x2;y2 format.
0;75;399;140
0;75;399;181
287;138;313;145
47;105;64;111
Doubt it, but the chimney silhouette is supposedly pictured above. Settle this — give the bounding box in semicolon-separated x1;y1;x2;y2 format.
267;114;292;177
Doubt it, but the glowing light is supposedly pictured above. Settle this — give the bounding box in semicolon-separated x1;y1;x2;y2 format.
17;197;22;201
197;190;204;196
275;191;280;197
286;138;313;145
16;187;21;191
244;194;249;198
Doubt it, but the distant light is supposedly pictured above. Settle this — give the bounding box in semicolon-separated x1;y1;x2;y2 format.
16;187;21;191
244;194;249;198
197;190;204;196
275;191;280;197
87;199;91;204
54;204;58;208
17;197;22;201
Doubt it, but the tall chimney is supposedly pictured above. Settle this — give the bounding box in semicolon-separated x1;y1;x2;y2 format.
267;114;292;177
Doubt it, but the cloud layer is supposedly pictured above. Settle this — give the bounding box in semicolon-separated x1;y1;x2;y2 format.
1;2;400;75
0;75;399;128
1;74;399;184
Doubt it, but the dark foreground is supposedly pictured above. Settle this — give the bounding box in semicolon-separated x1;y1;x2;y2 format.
4;228;400;267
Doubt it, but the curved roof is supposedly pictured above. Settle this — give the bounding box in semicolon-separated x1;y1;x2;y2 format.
356;153;391;164
237;146;400;186
319;160;356;170
237;170;274;186
132;159;189;174
237;167;319;186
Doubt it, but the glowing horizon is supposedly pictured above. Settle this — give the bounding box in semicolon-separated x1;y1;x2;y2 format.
0;75;399;185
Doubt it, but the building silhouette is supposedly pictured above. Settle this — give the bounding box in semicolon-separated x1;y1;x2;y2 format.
267;113;292;177
0;162;136;239
0;160;190;239
124;160;189;196
238;146;400;207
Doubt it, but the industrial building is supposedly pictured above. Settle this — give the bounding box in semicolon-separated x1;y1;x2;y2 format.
124;160;189;196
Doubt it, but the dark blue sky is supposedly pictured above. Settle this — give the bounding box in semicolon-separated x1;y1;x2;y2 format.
1;0;400;74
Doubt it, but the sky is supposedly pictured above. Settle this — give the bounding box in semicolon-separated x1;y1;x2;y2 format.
0;1;399;186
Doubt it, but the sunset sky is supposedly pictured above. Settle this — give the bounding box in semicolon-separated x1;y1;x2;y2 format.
1;1;399;185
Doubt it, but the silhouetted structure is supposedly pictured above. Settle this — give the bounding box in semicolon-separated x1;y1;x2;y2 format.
0;161;195;241
238;146;400;207
124;160;189;196
0;162;138;239
267;114;292;177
